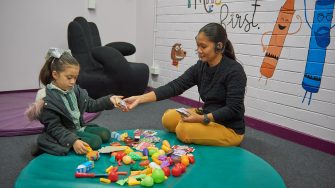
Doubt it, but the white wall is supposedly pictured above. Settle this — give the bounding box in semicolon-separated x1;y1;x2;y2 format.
151;0;335;143
0;0;139;91
136;0;156;87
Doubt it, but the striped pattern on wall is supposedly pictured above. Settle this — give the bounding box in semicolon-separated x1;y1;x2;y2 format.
152;0;335;143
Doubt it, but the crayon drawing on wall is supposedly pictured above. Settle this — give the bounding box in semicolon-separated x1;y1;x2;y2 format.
259;0;302;82
301;0;335;105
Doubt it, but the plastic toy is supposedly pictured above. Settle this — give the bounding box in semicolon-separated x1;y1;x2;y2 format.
124;147;134;154
139;160;150;167
108;171;118;182
98;146;127;153
116;178;128;186
128;152;146;161
135;142;154;151
142;148;149;156
181;155;190;166
149;162;161;169
73;131;197;186
99;178;111;184
151;169;165;183
187;154;195;164
122;155;132;165
76;161;94;173
111;131;121;140
171;166;182;177
86;150;99;161
110;142;121;146
134;130;141;142
118;99;128;111
85;145;93;152
130;163;145;171
128;177;141;186
105;165;121;174
160;160;170;168
140;176;154;187
75;170;127;179
162;140;171;148
114;151;127;166
175;163;186;173
75;172;107;178
119;132;128;141
171;155;181;164
162;166;170;177
109;155;116;164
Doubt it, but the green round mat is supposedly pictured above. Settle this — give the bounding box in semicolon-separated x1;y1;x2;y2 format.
15;130;285;188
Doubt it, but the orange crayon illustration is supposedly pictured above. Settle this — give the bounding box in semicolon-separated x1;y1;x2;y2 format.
260;0;302;79
171;43;186;67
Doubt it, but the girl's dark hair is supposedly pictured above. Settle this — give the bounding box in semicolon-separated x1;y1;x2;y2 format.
39;52;79;86
198;23;236;60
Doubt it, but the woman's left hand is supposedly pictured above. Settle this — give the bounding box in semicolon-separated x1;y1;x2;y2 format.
181;110;204;123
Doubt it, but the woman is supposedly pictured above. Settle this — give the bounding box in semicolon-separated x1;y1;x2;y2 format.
122;23;247;146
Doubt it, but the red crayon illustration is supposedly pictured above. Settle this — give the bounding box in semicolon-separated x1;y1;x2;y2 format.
260;0;302;79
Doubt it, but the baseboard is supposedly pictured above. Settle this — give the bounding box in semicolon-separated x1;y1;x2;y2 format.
168;93;335;156
0;89;38;94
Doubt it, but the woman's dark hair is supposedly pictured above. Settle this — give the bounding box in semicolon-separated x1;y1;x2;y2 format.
39;52;79;86
198;23;236;60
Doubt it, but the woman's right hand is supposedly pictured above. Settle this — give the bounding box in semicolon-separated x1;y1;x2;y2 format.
73;139;89;155
110;95;128;111
124;96;141;110
124;92;157;110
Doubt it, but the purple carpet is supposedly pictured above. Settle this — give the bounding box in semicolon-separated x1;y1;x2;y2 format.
0;91;100;137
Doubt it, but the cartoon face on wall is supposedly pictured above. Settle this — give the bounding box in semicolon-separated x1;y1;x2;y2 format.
276;10;294;34
171;43;186;67
312;0;333;48
259;0;302;79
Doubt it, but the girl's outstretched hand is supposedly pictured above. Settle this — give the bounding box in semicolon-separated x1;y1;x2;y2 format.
73;140;89;155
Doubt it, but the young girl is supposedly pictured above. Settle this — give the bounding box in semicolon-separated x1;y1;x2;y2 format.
26;48;122;156
122;23;247;146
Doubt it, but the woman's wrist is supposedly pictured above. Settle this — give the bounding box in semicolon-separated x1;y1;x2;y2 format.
139;91;156;104
137;95;144;104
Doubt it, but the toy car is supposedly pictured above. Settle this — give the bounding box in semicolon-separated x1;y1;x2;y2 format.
76;161;94;173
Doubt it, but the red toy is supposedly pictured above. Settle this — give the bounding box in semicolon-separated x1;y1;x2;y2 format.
171;166;182;177
162;166;170;177
108;171;118;182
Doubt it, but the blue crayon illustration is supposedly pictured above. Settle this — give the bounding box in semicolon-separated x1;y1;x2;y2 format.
302;0;335;105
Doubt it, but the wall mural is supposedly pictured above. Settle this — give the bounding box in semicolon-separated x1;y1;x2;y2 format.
302;0;335;105
171;43;187;67
188;0;261;32
259;0;302;82
186;0;334;105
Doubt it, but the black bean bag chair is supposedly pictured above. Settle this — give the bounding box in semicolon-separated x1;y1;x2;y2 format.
67;17;149;99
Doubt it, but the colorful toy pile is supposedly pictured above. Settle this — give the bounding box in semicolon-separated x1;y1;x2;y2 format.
74;129;195;186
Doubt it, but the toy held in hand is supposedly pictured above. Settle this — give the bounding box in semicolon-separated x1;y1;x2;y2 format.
118;99;128;111
176;108;190;117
